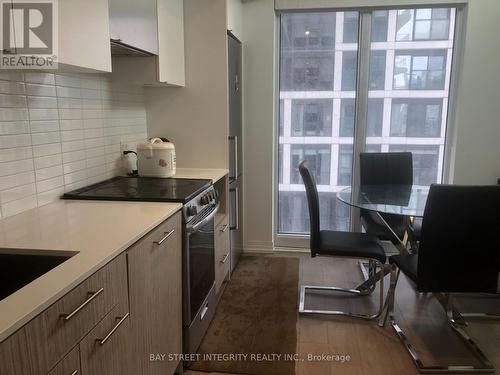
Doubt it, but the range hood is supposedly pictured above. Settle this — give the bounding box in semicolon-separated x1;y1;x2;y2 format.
110;40;155;57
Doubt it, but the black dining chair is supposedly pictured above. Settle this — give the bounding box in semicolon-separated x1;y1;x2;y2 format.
359;152;415;245
379;184;500;373
298;161;390;319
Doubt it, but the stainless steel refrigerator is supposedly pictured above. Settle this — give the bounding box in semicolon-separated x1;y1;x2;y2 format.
228;33;243;273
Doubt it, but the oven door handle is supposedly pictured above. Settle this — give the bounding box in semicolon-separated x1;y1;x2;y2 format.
186;203;220;234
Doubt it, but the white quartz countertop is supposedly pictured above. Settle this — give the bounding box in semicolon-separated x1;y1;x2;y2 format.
0;200;182;342
173;168;228;182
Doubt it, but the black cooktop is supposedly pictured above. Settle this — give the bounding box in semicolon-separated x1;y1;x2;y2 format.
63;176;212;204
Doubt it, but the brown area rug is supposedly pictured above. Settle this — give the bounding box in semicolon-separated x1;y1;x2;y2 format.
189;256;299;375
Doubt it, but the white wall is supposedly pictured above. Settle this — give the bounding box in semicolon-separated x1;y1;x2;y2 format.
241;0;500;251
242;0;276;252
145;0;229;169
450;1;500;184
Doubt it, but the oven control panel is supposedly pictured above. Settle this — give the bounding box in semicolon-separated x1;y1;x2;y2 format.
183;186;218;223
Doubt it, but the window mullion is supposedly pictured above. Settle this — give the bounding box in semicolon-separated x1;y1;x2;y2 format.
351;11;372;232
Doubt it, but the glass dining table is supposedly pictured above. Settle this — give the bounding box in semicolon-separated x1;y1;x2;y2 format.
337;184;429;218
337;184;429;254
337;184;429;281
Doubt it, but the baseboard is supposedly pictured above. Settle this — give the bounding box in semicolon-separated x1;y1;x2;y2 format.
242;240;274;254
242;247;275;254
242;241;310;255
274;246;309;253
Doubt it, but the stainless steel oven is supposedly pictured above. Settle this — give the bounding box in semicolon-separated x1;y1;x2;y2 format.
182;188;219;354
63;176;220;355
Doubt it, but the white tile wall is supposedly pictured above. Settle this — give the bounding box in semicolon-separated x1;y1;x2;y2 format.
0;72;148;218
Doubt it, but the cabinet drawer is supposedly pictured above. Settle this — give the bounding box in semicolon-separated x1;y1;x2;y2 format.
0;254;128;375
215;215;230;293
46;346;80;375
80;302;130;375
135;210;180;249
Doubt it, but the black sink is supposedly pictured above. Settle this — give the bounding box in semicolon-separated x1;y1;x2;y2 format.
0;251;77;301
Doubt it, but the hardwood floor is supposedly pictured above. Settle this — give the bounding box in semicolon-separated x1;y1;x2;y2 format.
187;252;500;375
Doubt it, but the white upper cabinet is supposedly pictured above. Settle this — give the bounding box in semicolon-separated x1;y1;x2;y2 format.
56;0;112;72
157;0;185;85
111;0;185;87
109;0;159;55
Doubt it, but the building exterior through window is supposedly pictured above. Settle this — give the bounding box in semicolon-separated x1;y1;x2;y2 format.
278;8;455;234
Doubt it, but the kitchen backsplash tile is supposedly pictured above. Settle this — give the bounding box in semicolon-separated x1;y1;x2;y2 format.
0;146;33;162
0;81;26;95
25;83;57;97
30;120;60;133
0;183;36;205
0;171;35;191
32;143;61;158
0;134;32;149
2;195;38;217
0;73;147;219
24;73;54;85
0;121;30;135
0;159;34;177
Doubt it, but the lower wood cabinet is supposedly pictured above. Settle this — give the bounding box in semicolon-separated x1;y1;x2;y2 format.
127;211;183;375
0;212;184;375
0;253;128;375
79;302;131;375
46;346;80;375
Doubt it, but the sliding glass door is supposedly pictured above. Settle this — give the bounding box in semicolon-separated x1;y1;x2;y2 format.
276;6;458;244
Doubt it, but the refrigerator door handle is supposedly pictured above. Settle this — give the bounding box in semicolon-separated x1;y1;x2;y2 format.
229;186;239;231
228;136;238;181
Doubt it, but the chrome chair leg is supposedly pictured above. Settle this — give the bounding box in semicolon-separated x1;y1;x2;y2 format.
406;216;420;253
358;260;370;281
434;293;469;327
374;211;410;255
390;304;495;373
387;285;495;372
358;258;379;283
379;265;399;327
299;260;389;320
356;261;389;294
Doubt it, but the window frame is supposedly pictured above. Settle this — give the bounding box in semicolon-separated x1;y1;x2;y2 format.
273;4;466;249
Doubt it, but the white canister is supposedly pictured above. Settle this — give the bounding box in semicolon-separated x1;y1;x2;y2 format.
136;138;176;178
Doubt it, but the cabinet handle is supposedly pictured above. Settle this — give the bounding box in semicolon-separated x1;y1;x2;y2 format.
229;187;239;230
228;136;238;181
200;304;209;321
70;371;78;375
220;224;229;233
154;229;175;245
220;253;229;264
96;313;130;346
60;288;104;321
